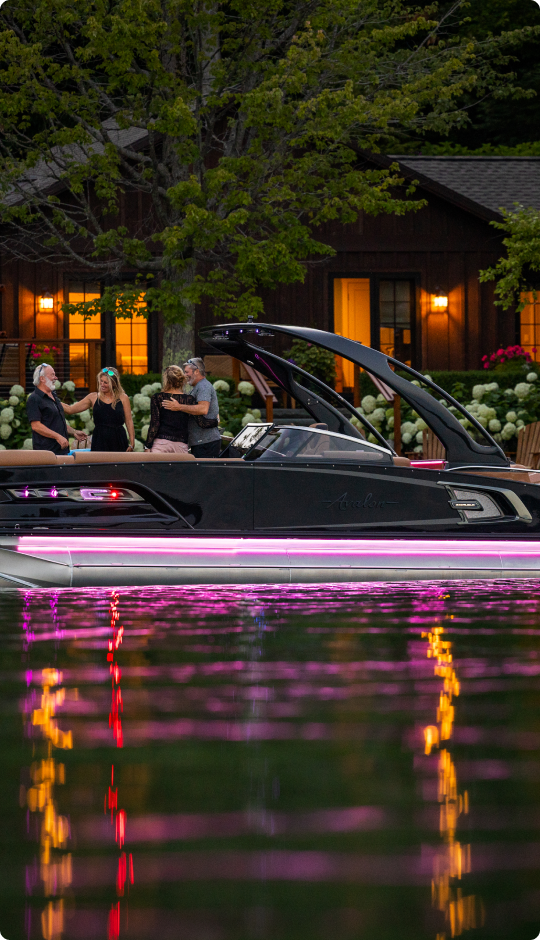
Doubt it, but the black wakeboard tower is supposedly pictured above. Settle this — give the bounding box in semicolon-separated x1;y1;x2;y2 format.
199;323;509;468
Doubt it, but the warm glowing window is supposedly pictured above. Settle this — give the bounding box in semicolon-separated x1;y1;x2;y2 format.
379;280;412;365
333;278;370;389
115;303;148;375
520;293;540;362
67;281;101;387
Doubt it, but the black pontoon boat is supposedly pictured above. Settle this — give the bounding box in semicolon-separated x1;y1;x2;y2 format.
0;324;539;587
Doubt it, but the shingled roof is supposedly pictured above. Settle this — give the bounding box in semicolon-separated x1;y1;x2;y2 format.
386;156;540;220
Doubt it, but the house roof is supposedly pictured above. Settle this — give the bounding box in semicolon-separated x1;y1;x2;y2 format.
385;155;540;220
4;119;149;206
391;156;540;215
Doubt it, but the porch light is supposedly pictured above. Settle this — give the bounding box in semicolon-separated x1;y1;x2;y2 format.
38;292;54;311
432;292;448;311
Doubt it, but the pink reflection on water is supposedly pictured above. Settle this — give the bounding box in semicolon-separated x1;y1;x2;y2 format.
78;806;386;844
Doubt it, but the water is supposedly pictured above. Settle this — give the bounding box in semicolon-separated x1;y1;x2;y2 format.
2;582;540;940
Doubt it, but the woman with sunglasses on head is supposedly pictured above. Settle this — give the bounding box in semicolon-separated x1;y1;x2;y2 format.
62;367;135;452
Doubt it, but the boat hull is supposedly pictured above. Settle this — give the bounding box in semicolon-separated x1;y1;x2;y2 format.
4;535;540;588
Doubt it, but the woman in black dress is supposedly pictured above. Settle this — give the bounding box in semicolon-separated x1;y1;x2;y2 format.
63;367;135;452
146;365;194;453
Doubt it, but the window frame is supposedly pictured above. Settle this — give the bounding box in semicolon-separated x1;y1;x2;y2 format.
329;272;421;370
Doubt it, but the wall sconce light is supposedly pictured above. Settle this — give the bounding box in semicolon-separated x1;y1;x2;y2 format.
432;289;448;311
38;292;54;312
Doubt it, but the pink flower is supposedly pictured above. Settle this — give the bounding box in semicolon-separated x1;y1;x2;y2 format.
43;347;49;353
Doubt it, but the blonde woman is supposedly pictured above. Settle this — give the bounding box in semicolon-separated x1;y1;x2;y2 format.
146;365;195;453
62;367;135;452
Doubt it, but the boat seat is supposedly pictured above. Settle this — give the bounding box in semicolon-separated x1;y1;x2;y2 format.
0;450;57;466
393;456;411;467
73;451;196;464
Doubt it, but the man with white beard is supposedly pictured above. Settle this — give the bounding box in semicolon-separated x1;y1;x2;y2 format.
26;363;86;454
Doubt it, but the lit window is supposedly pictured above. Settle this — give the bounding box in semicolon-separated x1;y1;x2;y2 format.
67;282;101;387
115;302;148;375
520;293;540;362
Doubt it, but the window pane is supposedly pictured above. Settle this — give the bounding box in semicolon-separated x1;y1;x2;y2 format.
520;293;540;361
395;282;410;303
67;282;101;387
115;306;148;375
379;280;412;365
379;282;394;303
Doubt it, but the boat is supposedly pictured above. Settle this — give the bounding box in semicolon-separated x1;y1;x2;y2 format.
1;322;540;587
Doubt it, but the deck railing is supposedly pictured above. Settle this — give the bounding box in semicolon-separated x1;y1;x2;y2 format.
0;339;104;391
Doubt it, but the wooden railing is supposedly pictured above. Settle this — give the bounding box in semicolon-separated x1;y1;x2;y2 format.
0;338;104;390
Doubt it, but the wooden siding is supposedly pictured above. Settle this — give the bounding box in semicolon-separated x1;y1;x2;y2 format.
197;190;510;371
1;181;512;373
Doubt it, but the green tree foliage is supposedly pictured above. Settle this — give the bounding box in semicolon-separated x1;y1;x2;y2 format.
402;0;540;154
479;205;540;311
283;339;336;385
0;0;533;358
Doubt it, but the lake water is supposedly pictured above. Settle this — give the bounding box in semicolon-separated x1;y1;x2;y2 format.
2;581;540;940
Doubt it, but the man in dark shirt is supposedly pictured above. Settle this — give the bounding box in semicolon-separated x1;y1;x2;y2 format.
26;364;86;454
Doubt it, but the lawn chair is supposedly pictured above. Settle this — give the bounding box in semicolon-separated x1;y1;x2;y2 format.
515;422;540;469
422;429;445;459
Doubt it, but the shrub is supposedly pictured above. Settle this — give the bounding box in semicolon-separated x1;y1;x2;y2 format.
283;339;336;385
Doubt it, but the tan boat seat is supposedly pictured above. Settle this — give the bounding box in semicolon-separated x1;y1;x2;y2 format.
393;456;411;467
73;451;195;464
0;450;57;466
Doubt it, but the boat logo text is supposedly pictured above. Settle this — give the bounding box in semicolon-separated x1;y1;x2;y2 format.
323;492;398;511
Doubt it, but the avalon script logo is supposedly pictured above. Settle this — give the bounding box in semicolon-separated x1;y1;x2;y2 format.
323;492;398;511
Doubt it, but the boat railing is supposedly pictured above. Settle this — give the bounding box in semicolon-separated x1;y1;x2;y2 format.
0;338;104;392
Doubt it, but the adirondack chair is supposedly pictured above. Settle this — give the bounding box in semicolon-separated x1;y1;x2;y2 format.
422;429;445;459
515;421;540;468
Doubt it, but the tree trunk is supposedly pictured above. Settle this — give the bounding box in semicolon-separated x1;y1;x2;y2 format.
161;314;195;369
160;264;196;369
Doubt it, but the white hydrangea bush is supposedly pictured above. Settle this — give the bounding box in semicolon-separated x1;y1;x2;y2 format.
362;368;540;455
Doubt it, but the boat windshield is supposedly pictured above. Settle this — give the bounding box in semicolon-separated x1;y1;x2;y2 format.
242;426;393;464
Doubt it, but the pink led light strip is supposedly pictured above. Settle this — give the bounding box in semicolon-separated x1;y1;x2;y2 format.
17;535;540;562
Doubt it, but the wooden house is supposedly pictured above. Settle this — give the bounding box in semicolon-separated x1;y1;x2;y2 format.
1;154;539;391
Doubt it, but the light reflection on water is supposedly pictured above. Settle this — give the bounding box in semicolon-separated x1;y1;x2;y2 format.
2;582;540;938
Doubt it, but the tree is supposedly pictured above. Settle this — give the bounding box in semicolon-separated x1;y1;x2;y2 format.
479;206;540;311
0;0;534;360
402;0;540;154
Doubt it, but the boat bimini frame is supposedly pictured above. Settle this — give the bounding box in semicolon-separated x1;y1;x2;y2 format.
200;323;509;468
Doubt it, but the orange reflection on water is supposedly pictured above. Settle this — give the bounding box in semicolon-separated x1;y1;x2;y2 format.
25;667;75;940
105;592;133;939
422;619;483;939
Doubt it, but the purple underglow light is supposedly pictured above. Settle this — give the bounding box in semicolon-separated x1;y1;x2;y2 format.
15;535;540;561
23;487;29;498
49;487;58;498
